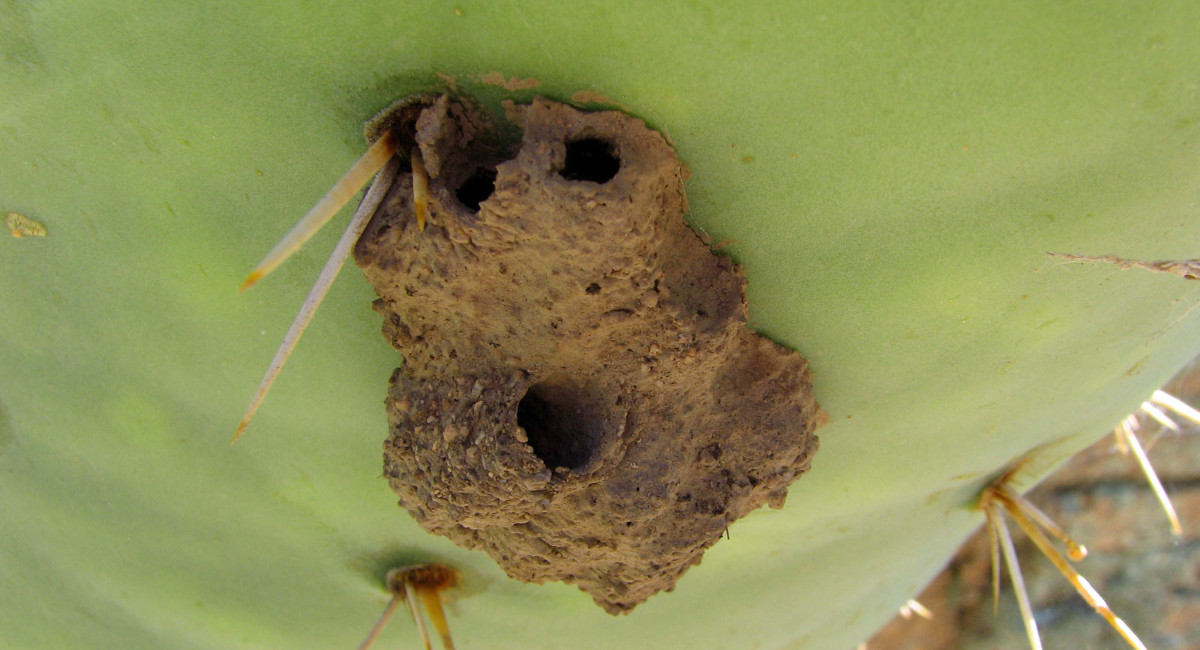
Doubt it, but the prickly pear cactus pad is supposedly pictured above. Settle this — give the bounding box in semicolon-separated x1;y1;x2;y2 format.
3;2;1200;649
354;96;823;613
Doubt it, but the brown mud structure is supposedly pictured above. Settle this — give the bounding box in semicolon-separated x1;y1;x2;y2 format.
353;95;824;613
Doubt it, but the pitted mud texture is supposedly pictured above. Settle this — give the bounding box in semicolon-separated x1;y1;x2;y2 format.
354;95;824;613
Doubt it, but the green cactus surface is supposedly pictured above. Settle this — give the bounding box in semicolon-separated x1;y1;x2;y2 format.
2;2;1199;648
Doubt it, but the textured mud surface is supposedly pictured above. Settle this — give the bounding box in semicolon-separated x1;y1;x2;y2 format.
353;95;824;613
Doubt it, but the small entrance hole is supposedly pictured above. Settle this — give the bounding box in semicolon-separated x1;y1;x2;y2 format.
516;380;604;471
560;138;620;184
455;168;497;212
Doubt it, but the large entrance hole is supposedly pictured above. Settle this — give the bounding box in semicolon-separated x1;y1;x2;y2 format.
516;379;605;471
559;138;620;184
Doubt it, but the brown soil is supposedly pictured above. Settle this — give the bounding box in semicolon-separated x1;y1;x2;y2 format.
353;95;824;614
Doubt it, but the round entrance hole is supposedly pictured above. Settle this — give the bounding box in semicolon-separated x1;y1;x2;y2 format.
559;138;620;184
455;168;497;212
516;380;605;471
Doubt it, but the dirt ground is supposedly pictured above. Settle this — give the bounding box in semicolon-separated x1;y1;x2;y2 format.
865;358;1200;650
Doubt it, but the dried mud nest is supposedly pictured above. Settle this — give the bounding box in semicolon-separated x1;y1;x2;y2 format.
353;94;824;613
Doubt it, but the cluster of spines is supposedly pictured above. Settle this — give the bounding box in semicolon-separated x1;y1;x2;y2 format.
359;564;461;650
234;133;435;443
